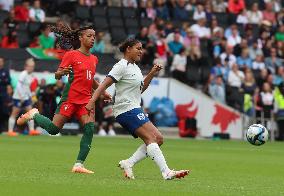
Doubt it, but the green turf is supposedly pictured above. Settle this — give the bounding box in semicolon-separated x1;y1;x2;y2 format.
0;135;284;196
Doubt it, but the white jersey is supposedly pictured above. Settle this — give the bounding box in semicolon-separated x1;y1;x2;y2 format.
13;70;34;100
107;59;144;117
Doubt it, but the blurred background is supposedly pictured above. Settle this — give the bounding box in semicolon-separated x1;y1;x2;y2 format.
0;0;284;141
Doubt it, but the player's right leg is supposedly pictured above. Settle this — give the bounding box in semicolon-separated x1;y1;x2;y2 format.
8;105;21;136
136;122;190;180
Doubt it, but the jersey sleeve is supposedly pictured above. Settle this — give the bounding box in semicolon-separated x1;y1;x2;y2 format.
59;51;73;69
107;63;124;83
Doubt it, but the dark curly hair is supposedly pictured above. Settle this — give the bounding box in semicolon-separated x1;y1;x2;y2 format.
51;22;94;50
118;38;141;53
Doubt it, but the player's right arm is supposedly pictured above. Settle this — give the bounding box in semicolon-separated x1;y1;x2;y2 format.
55;66;72;80
55;51;73;80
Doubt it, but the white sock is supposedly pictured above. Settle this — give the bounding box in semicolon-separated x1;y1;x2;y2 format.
74;162;84;167
28;120;34;131
8;117;16;132
146;143;171;174
127;144;147;167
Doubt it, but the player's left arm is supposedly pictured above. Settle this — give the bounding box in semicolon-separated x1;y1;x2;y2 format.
142;63;163;93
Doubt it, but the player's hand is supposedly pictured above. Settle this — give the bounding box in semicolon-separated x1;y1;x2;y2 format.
103;92;112;103
85;100;95;114
151;63;163;74
61;65;72;76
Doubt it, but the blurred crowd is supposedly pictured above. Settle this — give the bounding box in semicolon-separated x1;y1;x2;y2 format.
1;0;284;139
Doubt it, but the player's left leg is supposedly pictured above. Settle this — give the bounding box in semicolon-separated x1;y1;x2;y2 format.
71;107;95;174
24;104;40;136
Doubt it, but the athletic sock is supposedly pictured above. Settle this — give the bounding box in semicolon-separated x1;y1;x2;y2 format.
76;122;95;163
127;144;147;167
33;114;60;135
146;143;171;174
8;117;15;131
28;120;34;131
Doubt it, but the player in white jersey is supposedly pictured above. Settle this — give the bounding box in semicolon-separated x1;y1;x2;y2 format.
7;58;39;136
86;38;189;180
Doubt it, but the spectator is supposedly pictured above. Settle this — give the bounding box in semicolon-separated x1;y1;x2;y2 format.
227;63;245;111
234;38;248;57
249;41;263;60
265;48;282;74
3;9;18;35
155;0;169;20
29;0;45;23
211;57;229;80
0;57;11;131
209;75;226;104
212;29;225;58
273;66;284;86
237;48;252;69
228;0;245;14
252;54;265;70
274;82;284;141
227;25;241;47
145;0;156;20
247;3;263;25
193;4;206;21
38;25;55;49
164;21;174;36
256;68;268;88
275;25;284;42
236;9;249;25
78;0;97;6
258;82;274;118
148;18;165;41
166;28;184;44
107;0;121;7
167;32;183;55
190;18;211;39
242;69;257;96
220;45;236;68
0;85;13;133
14;0;30;22
262;2;276;25
210;17;222;35
183;28;200;57
170;47;187;83
154;32;168;76
212;0;227;13
173;0;188;20
1;30;19;48
135;27;149;48
90;31;105;53
122;0;138;8
0;0;14;11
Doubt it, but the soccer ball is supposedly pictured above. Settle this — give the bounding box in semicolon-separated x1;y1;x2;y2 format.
246;124;269;146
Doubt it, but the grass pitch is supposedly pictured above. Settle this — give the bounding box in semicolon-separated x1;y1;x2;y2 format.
0;135;284;196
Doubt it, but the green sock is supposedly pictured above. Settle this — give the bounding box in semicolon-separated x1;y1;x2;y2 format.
34;114;60;135
76;122;95;163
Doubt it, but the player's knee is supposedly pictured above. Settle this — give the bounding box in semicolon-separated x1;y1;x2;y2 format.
156;135;164;146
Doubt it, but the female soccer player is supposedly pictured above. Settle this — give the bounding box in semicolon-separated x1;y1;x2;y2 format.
7;58;39;136
85;38;189;180
17;24;111;174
